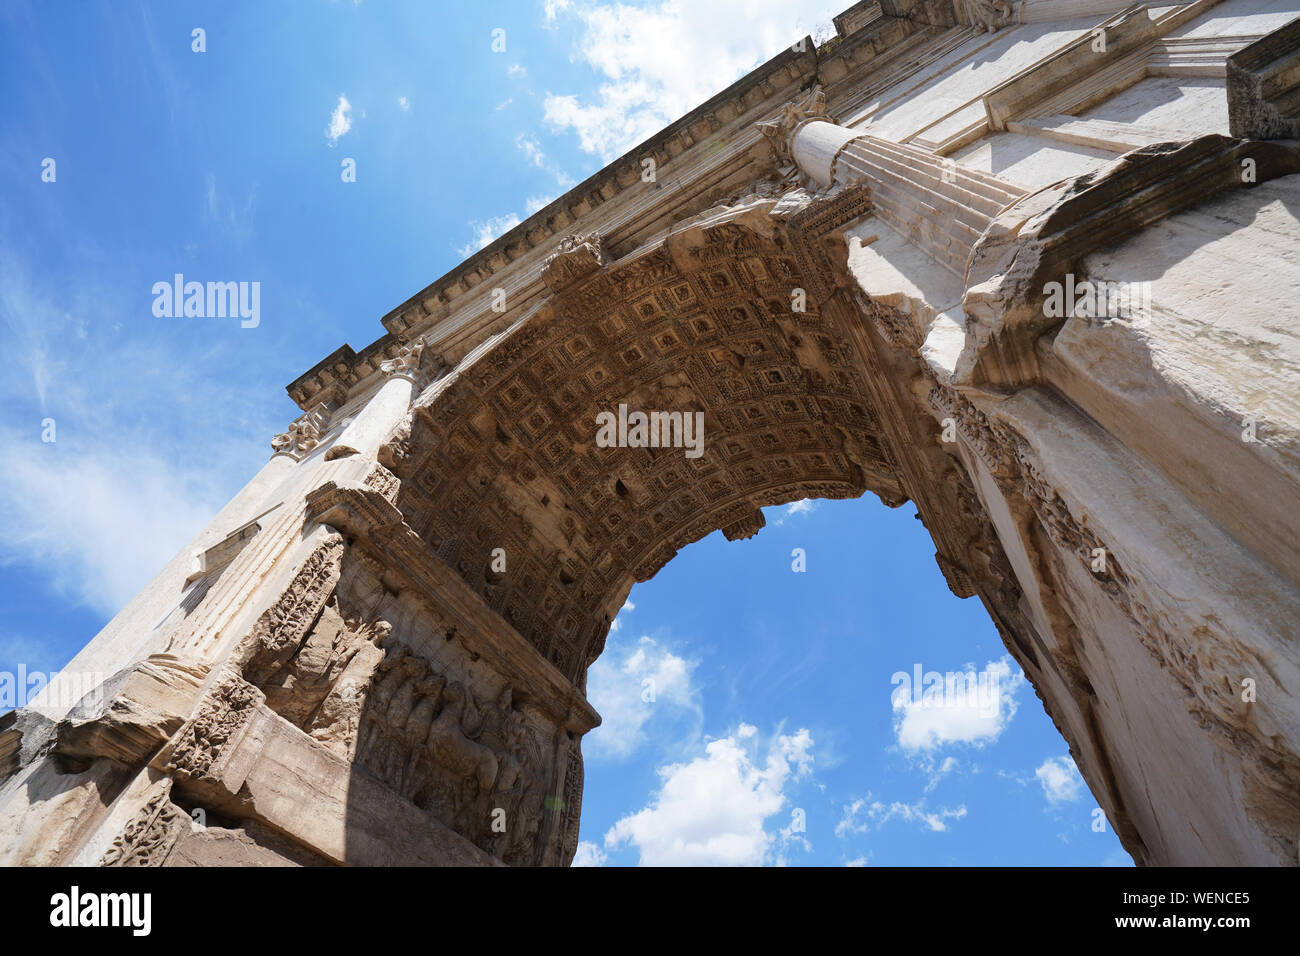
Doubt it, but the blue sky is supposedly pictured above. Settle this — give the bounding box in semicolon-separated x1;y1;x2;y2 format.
580;495;1129;866
0;0;1126;865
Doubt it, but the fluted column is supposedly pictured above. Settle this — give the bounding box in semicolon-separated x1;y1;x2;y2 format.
762;87;1026;278
790;117;863;188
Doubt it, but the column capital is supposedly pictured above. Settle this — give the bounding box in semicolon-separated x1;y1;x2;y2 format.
378;338;437;390
270;403;332;460
756;86;835;166
757;86;864;188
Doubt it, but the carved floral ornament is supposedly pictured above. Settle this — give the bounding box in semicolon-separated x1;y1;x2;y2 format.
963;0;1016;33
381;338;451;393
379;339;426;380
755;86;834;166
100;777;187;867
542;232;609;294
271;403;333;459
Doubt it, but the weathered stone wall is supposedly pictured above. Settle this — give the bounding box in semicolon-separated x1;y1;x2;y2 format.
3;0;1298;866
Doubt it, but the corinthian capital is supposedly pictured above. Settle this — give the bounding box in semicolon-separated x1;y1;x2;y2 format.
271;403;333;459
756;86;834;165
379;339;437;389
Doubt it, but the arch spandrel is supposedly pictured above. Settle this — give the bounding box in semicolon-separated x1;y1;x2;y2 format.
13;2;1300;870
379;192;908;685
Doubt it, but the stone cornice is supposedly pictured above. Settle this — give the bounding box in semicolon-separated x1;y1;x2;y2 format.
1227;15;1300;139
280;48;818;412
959;133;1300;387
376;46;814;330
303;479;602;735
284;3;963;412
983;5;1161;131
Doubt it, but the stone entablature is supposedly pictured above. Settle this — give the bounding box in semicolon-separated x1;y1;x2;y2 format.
5;0;1300;869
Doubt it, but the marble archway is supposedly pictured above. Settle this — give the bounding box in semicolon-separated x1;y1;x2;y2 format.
6;5;1300;869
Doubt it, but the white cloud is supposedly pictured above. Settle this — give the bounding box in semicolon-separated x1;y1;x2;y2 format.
571;841;607;866
507;64;527;79
397;95;410;111
516;133;547;168
543;0;572;24
327;94;353;144
456;214;521;257
495;97;513;111
924;755;959;792
845;855;868;867
585;633;699;759
514;134;576;191
453;134;576;258
543;0;840;161
1036;756;1086;805
202;174;256;247
0;250;278;617
836;795;968;836
0;430;231;614
891;657;1025;752
604;724;814;865
774;498;816;525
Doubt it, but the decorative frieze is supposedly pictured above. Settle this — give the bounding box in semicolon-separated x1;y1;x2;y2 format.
163;671;262;782
362;463;402;504
240;534;346;686
542;233;609;294
927;384;1016;478
100;778;187;867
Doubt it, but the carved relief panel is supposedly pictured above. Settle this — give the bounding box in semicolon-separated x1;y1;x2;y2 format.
225;534;565;866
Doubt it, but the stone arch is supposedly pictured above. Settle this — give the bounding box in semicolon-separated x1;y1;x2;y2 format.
8;1;1300;871
377;197;909;688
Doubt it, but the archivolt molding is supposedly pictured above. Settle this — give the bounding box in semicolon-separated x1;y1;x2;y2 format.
375;197;907;684
935;385;1300;852
555;736;584;867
